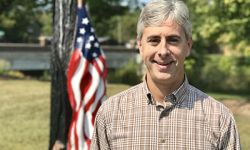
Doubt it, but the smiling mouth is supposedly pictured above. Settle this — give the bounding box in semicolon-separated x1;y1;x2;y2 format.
153;60;175;66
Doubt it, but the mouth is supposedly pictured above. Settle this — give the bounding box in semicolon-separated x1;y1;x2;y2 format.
152;60;176;70
153;60;175;65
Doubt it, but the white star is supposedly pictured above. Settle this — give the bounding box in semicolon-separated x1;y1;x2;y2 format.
77;37;83;43
91;28;95;32
92;52;97;58
79;28;86;34
82;18;89;25
89;35;95;41
85;42;91;49
94;42;99;48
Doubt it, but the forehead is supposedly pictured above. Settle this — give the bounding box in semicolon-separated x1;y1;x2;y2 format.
142;19;184;37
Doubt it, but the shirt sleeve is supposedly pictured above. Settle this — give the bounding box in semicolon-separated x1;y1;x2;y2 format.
219;112;241;150
90;105;111;150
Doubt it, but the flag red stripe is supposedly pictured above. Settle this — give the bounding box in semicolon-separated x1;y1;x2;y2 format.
80;70;92;103
67;50;82;109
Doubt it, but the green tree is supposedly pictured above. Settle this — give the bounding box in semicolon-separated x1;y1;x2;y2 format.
184;0;250;89
109;10;140;44
186;0;250;55
87;0;128;37
0;0;52;42
38;12;53;36
0;0;142;43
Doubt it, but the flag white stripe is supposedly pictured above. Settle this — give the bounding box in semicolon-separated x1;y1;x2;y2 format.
95;57;104;72
71;56;86;110
69;122;76;150
89;80;105;114
84;109;94;139
76;104;84;150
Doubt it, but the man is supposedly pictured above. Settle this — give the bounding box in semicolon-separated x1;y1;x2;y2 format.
90;0;241;149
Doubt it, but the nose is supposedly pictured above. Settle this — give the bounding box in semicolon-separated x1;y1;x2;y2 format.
158;39;170;57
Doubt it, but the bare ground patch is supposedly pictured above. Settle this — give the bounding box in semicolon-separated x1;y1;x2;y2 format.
222;100;250;116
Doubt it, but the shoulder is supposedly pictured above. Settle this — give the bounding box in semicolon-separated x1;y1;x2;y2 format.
187;85;237;133
187;85;240;148
188;84;233;118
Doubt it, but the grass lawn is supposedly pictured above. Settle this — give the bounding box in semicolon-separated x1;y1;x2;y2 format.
0;78;249;149
208;92;250;102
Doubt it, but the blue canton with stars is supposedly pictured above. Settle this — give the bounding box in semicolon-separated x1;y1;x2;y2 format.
75;7;101;62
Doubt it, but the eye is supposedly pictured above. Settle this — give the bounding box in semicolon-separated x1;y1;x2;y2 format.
167;36;181;45
147;37;161;46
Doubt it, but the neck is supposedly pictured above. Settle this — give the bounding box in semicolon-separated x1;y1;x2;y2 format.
146;74;184;102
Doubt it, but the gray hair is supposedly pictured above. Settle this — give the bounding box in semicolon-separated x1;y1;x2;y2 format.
137;0;192;40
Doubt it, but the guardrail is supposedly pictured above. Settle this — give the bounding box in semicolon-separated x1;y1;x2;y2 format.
0;43;139;71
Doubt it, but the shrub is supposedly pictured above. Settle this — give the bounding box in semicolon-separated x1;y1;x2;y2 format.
110;59;142;85
198;55;250;93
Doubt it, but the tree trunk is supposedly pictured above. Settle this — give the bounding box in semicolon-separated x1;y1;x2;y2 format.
49;0;76;149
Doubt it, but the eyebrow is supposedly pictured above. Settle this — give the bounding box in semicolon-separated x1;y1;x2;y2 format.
146;34;181;40
167;35;181;40
146;35;161;41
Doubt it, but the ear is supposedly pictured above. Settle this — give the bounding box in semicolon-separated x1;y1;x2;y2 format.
185;37;192;57
137;39;143;55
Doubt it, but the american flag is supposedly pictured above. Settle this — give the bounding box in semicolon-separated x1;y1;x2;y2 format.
67;5;107;150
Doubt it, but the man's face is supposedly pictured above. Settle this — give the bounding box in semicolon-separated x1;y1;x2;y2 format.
138;19;192;85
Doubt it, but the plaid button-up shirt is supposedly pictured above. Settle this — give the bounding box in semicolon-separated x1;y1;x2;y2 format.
91;78;241;150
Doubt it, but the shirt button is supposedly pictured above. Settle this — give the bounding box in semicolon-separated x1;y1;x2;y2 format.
156;105;164;111
159;139;166;143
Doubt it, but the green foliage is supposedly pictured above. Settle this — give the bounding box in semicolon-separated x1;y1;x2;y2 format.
196;55;250;93
0;0;52;42
1;0;250;53
184;58;197;82
88;0;128;38
110;59;142;85
38;12;52;36
109;10;139;43
187;0;250;55
39;70;51;81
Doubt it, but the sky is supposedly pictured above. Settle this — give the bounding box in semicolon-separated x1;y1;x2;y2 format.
140;0;149;3
122;0;149;6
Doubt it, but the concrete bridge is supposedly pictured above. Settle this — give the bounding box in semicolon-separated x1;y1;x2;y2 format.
0;43;139;71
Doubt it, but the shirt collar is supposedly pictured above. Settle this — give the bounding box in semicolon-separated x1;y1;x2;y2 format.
143;75;189;105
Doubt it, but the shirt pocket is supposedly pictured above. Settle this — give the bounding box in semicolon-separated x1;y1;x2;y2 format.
110;123;133;149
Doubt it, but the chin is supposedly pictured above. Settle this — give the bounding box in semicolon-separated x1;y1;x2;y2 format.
154;72;174;82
